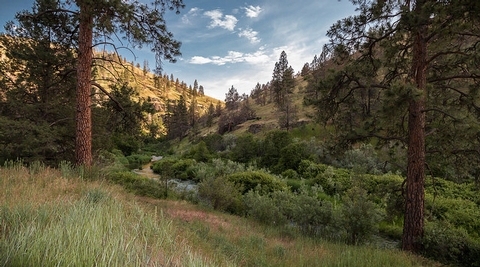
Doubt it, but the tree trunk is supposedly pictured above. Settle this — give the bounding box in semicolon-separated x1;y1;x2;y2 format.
75;3;93;166
402;13;427;252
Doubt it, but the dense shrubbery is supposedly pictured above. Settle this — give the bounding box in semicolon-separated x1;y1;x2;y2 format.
423;221;480;267
227;171;288;194
113;130;480;266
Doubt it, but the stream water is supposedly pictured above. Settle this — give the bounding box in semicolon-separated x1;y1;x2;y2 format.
132;162;197;193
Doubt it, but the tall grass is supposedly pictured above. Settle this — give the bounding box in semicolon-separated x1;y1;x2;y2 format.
0;161;210;266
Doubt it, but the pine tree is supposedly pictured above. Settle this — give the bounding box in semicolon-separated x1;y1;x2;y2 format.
225;85;240;111
14;0;184;166
272;51;296;130
311;0;480;252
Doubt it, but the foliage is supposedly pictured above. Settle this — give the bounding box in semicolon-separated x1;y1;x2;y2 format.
258;130;293;171
151;157;196;181
197;176;244;214
186;141;212;162
340;187;384;245
423;221;480;267
276;142;310;173
201;133;226;153
228;133;259;164
333;144;387;175
298;159;329;180
243;190;290;226
164;96;190;140
226;171;288;194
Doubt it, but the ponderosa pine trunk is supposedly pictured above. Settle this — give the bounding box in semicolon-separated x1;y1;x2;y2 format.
75;3;93;166
402;6;427;251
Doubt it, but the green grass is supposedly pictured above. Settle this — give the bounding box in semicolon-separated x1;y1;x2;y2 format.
0;162;439;266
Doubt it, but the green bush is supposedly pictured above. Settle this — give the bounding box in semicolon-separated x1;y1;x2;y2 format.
423;221;480;267
298;160;328;180
258;130;293;171
201;133;226;152
340;187;384;245
334;143;386;175
291;192;335;237
244;190;289;226
285;178;302;192
229;133;258;164
226;171;288;194
152;158;197;181
281;169;299;180
425;194;480;236
274;142;309;173
197;176;244;214
312;166;352;195
125;154;152;168
151;157;176;177
172;159;197;180
187;141;212;162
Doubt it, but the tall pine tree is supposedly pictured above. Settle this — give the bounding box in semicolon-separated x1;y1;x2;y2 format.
310;0;480;252
13;0;184;166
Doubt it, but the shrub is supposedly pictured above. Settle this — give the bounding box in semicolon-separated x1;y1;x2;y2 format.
197;176;244;214
311;166;352;195
244;190;289;226
201;133;226;152
334;143;386;175
171;159;196;180
229;133;258;164
281;169;299;180
425;194;480;236
258;130;292;171
297;159;328;180
340;187;384;245
125;154;151;169
226;171;288;194
151;157;177;177
275;142;310;173
152;158;196;181
187;141;212;162
291;192;335;237
423;221;480;267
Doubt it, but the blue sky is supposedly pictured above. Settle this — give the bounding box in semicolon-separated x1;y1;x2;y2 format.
0;0;357;100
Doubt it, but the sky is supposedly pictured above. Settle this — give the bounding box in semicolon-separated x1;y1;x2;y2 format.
0;0;358;100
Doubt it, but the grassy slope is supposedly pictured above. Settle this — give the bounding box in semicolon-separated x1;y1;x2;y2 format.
0;163;439;266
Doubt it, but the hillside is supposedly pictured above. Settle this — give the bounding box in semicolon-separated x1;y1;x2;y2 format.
94;49;222;117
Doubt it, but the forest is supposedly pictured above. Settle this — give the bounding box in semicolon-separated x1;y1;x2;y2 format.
1;0;480;266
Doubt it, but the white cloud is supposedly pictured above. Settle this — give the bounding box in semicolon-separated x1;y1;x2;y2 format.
204;9;238;31
189;49;270;66
238;28;261;44
244;5;262;18
181;7;201;24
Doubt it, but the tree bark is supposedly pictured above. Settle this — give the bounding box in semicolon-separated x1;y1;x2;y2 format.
402;7;427;251
75;2;93;166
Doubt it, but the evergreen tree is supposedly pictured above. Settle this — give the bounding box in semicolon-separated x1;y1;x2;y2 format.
310;0;480;252
11;0;184;166
272;51;296;130
0;0;77;164
164;96;189;139
225;85;240;110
